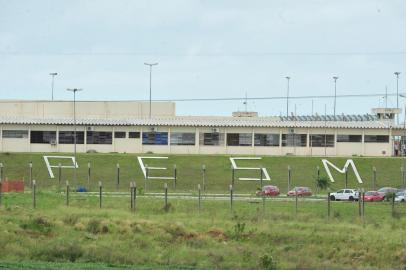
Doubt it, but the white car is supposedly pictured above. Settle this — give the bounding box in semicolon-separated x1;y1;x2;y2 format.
329;189;359;201
395;191;406;202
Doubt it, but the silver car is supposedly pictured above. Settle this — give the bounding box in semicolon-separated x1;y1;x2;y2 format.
395;191;406;202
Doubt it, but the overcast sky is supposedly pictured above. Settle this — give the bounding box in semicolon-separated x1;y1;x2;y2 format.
0;0;405;116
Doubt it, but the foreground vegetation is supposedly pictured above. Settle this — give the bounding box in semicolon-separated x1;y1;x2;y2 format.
0;192;405;269
1;152;406;193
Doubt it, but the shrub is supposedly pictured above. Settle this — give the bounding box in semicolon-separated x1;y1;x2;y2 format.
259;254;278;270
86;219;109;234
20;216;53;233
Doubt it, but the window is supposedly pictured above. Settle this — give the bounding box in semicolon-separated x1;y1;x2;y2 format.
58;131;84;144
129;132;140;138
142;132;168;145
170;132;195;145
114;132;126;139
364;135;389;143
254;134;279;146
2;130;28;138
337;135;362;142
282;134;307;147
30;131;56;144
227;133;252;146
87;131;112;144
200;133;225;146
310;134;335;147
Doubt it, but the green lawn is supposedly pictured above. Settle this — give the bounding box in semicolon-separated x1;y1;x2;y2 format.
0;192;405;269
1;152;406;193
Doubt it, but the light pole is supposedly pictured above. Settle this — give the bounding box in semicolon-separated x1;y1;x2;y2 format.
395;72;401;124
49;73;58;101
144;62;158;118
67;88;83;187
333;76;338;120
286;76;290;118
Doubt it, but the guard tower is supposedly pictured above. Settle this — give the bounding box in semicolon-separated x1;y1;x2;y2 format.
372;108;401;123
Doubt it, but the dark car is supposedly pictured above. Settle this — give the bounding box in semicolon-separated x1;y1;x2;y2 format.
256;185;280;197
287;187;312;197
377;187;401;197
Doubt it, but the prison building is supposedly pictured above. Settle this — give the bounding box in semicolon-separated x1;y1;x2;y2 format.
0;100;404;157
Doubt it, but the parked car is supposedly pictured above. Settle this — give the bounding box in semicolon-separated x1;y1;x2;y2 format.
287;187;312;197
395;191;406;202
329;189;359;201
363;191;385;202
377;187;401;197
256;185;280;197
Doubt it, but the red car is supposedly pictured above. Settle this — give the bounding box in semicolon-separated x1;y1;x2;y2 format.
287;187;312;197
256;185;280;197
363;191;385;202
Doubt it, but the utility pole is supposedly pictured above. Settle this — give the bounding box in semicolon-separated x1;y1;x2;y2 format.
49;73;58;101
286;76;290;118
144;62;158;119
67;88;83;187
395;72;401;124
333;76;338;120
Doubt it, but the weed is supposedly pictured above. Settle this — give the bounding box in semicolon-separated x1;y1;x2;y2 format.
20;216;53;234
259;254;278;270
86;219;109;234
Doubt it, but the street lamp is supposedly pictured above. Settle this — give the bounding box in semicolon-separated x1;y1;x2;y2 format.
67;88;83;187
285;76;290;118
395;72;401;124
333;76;338;120
144;62;159;118
49;73;58;101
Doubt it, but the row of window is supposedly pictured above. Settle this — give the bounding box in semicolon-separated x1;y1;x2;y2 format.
0;130;390;146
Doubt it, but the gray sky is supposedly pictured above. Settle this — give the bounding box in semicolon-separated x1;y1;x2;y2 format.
0;0;405;116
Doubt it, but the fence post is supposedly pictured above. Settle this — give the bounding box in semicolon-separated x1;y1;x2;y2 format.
145;165;148;192
133;181;137;212
58;163;62;186
99;181;102;209
288;166;291;192
0;163;3;182
358;190;362;217
372;166;377;190
130;182;134;210
66;181;70;206
345;167;348;189
0;179;2;207
198;184;201;212
202;165;206;192
401;166;405;189
173;165;177;189
87;162;91;189
29;161;33;188
32;180;36;209
164;183;168;212
295;189;298;216
230;184;234;212
362;191;365;219
231;166;235;186
116;163;120;190
327;192;331;219
260;167;263;188
391;193;395;217
316;166;320;193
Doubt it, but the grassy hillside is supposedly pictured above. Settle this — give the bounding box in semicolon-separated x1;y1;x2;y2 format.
1;152;406;193
0;192;405;269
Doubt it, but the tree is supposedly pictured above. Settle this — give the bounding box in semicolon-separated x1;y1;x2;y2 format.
316;176;330;192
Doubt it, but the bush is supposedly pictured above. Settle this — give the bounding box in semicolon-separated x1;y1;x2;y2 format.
86;219;109;234
20;216;53;233
259;254;278;270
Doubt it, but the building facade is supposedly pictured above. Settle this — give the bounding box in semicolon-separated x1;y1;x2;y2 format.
0;100;404;157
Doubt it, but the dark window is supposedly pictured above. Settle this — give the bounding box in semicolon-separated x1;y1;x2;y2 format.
200;133;224;146
227;133;252;146
2;130;28;138
114;132;126;139
337;135;362;142
87;131;112;144
310;134;335;147
30;131;56;144
364;135;389;143
129;132;140;138
282;134;307;147
142;132;168;145
170;132;195;145
58;131;84;144
254;134;279;146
